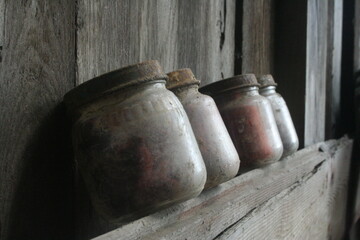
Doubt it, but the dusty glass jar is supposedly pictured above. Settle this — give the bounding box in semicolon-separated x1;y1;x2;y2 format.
257;74;299;157
64;60;206;222
167;69;240;188
200;74;283;168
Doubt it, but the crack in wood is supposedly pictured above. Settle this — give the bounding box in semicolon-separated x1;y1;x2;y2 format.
219;0;227;50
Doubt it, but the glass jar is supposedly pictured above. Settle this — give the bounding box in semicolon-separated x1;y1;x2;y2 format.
200;74;283;168
64;60;206;222
167;69;240;188
257;74;299;157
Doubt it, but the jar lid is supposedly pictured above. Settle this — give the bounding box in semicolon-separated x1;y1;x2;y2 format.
257;74;277;87
166;68;200;90
64;60;168;110
199;74;259;96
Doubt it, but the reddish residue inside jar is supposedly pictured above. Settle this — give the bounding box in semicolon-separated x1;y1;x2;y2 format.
221;104;273;167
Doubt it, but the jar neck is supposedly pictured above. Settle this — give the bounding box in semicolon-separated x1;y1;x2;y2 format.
259;86;277;95
171;84;199;97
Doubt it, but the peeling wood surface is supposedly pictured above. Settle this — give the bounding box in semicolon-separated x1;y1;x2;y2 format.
304;0;328;146
77;0;235;86
93;138;352;240
235;0;274;75
0;1;75;239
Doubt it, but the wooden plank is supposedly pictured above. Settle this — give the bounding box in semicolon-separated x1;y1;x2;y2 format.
218;137;352;240
327;136;353;239
235;0;275;75
0;0;4;62
93;138;352;240
77;0;235;86
0;1;75;239
304;0;328;146
325;0;343;139
216;157;331;240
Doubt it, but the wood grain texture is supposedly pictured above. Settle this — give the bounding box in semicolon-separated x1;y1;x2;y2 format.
0;0;4;61
236;0;274;74
217;137;352;240
77;0;235;86
325;0;343;139
0;0;75;239
92;138;352;240
304;0;328;146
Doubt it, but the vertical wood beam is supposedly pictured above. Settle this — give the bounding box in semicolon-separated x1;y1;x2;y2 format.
304;0;328;146
235;0;275;75
0;0;4;62
0;0;75;239
325;0;343;139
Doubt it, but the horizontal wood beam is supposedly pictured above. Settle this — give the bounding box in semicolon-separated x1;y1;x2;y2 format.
92;137;352;240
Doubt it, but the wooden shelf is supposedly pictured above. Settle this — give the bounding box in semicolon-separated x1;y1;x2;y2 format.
93;137;353;240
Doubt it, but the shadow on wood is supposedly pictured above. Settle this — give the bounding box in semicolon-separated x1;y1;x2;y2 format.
6;103;75;240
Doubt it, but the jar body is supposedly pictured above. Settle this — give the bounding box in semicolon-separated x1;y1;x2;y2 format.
174;86;240;188
260;87;299;157
72;82;206;221
212;88;283;167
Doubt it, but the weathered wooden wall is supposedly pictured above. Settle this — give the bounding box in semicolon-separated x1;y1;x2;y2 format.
0;0;354;239
77;0;235;86
325;0;343;139
0;0;75;239
235;0;274;75
0;0;4;62
304;0;328;146
93;138;353;240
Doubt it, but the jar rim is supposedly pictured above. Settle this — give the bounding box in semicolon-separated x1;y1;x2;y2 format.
199;74;260;96
166;68;200;90
256;74;278;88
64;60;168;110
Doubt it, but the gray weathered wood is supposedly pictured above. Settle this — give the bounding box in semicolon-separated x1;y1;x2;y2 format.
217;137;352;240
92;138;352;240
235;0;274;75
0;1;75;239
0;0;4;61
77;0;235;86
325;0;343;139
304;0;328;146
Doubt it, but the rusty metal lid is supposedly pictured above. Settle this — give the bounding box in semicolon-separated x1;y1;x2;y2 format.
64;60;168;110
199;74;259;96
257;74;277;88
166;68;200;90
